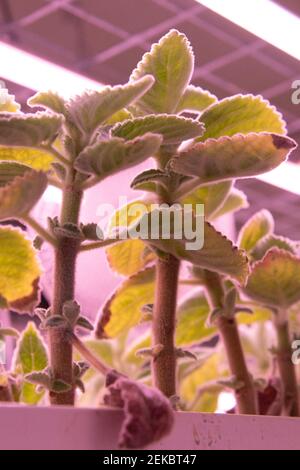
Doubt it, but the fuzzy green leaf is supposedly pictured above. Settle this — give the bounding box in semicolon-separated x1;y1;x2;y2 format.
65;76;154;135
75;134;162;178
176;85;217;114
212;188;248;220
252;235;296;261
130;169;169;191
28;91;66;115
14;322;48;404
198;94;287;141
0;227;41;310
245;249;300;308
0;162;48;220
95;268;155;338
112;114;204;145
171;133;296;184
238;209;274;253
130;30;194;114
0;112;62;147
181;181;232;219
176;290;215;346
143;215;249;284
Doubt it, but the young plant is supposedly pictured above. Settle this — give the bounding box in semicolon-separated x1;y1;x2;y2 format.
97;30;297;415
239;210;300;416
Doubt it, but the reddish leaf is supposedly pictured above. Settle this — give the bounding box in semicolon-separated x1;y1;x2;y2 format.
104;371;174;449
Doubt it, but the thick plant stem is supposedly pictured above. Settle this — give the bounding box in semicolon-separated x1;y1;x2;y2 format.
152;254;180;399
274;317;300;416
203;270;258;415
49;171;83;405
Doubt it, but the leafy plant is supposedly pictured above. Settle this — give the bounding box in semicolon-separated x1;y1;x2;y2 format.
0;29;298;449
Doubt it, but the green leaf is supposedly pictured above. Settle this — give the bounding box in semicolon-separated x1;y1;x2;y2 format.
171;133;296;184
51;379;72;393
176;290;216;346
112;114;204;145
245;249;300;308
251;234;296;261
212;188;248;220
74;134;162;178
198;94;287;141
95;268;155;338
76;316;94;331
181;181;232;219
176;85;217;114
28;91;66;115
65;76;154;135
0;162;48;220
14;322;48;404
0;89;20;112
106;200;155;276
0;112;62;146
0;227;41;310
130;169;169;191
144;215;249;284
238;209;274;253
130;30;194;114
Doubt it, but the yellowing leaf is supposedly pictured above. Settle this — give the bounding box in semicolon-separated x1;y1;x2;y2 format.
0;227;41;307
0;146;53;171
0;163;48;220
107;239;153;277
13;322;48;404
0;112;62;147
112;114;204;145
181;353;226;412
95;268;155;338
75;134;162;179
106;200;155;276
238;209;274;253
66;76;154;135
198;94;287;141
176;85;217;114
171;133;296;184
0;89;20;113
131;30;194;114
245;249;300;308
237;306;272;325
176;290;216;346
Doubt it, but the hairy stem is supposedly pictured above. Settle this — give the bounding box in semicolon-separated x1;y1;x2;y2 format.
274;316;300;416
152;255;180;399
49;170;83;405
203;270;258;415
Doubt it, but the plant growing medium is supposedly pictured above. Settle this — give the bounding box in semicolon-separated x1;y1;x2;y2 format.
0;30;298;448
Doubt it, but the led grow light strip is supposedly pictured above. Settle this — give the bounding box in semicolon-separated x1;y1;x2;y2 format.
257;162;300;195
196;0;300;60
0;42;102;98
